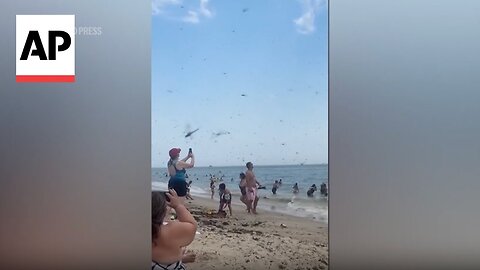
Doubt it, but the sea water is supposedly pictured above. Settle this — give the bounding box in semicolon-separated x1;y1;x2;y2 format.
152;164;328;223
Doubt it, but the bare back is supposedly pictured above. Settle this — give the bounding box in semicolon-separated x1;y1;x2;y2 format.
152;222;184;264
167;162;176;177
152;220;195;264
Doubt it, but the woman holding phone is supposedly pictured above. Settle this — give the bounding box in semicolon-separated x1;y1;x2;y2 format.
167;148;195;201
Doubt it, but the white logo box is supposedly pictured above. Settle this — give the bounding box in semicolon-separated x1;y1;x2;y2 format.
16;15;75;83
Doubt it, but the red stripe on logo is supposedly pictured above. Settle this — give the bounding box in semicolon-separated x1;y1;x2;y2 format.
16;75;75;83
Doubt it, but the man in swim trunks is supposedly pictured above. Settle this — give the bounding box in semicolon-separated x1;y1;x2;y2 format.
245;162;261;214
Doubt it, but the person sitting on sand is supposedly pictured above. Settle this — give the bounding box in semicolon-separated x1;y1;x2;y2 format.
245;162;261;214
185;180;194;200
218;183;232;216
292;183;299;194
167;148;195;202
152;189;197;270
307;184;317;197
238;172;248;209
272;180;279;195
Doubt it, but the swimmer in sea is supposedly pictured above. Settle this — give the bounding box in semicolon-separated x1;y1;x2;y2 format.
292;183;299;194
307;184;317;197
320;182;328;197
272;180;279;195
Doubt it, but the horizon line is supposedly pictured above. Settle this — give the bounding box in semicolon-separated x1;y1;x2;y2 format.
152;163;328;169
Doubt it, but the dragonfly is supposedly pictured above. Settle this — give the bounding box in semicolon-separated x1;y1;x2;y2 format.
212;130;230;138
184;124;200;138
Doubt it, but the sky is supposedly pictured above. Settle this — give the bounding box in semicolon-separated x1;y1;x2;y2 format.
152;0;328;167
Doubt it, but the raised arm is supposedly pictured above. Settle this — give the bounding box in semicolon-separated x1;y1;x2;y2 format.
177;154;195;169
165;189;197;247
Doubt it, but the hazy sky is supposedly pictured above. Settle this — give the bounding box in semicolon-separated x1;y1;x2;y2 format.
152;0;328;167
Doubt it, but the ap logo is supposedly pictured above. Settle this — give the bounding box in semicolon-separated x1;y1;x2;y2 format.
16;15;75;83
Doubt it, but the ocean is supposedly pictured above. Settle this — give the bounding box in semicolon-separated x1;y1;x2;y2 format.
152;164;328;223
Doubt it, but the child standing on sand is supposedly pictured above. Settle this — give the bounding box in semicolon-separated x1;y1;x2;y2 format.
218;183;232;216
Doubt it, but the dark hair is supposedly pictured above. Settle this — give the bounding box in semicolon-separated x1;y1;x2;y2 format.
239;172;246;179
152;191;167;242
219;183;226;190
246;162;253;168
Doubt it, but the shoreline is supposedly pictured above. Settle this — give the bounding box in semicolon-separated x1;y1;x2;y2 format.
190;191;328;224
183;195;328;270
153;180;329;223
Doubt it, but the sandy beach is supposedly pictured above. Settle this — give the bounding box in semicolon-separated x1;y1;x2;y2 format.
183;196;328;270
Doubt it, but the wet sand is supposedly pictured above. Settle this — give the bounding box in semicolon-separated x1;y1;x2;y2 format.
183;196;328;270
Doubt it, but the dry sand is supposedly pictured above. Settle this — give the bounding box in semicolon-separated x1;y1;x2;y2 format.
183;196;328;270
